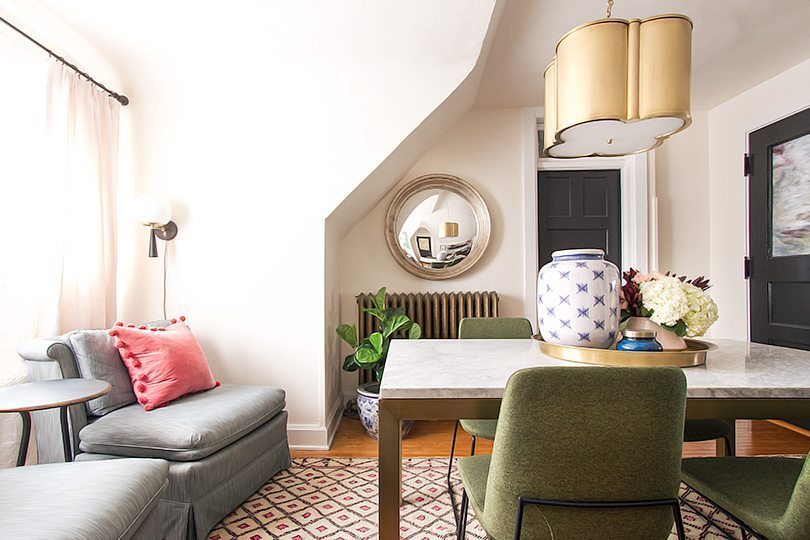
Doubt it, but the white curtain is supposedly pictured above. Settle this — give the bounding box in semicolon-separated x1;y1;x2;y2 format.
0;28;121;466
44;63;119;333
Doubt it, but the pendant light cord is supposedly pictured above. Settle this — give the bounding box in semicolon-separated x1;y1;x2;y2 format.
606;0;614;18
163;241;168;320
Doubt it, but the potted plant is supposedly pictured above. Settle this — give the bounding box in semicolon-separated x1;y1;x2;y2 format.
620;269;718;350
337;287;421;439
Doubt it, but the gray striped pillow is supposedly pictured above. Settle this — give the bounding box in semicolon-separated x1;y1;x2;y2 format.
69;330;136;416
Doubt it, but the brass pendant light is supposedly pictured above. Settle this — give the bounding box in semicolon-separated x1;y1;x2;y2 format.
439;221;459;239
543;0;692;158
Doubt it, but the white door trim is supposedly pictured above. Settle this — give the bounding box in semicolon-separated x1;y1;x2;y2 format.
521;108;657;325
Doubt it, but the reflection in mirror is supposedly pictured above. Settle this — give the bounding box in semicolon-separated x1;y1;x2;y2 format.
385;174;490;280
396;189;477;270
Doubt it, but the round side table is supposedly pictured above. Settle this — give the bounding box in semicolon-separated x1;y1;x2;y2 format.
0;379;111;465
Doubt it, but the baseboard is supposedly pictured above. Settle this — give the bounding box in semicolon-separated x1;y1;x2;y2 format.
287;397;344;450
287;424;330;449
325;397;344;449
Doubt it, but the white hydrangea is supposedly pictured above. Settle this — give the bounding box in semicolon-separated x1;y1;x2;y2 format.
682;282;719;337
639;276;689;327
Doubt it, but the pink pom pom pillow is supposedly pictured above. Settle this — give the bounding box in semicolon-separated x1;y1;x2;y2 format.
109;317;219;411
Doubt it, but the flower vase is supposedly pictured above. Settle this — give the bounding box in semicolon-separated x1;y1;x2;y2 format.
537;249;620;349
625;316;687;351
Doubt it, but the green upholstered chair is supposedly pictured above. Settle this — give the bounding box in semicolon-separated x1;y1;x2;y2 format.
457;317;534;340
456;366;687;540
683;419;735;455
448;317;534;513
681;455;810;540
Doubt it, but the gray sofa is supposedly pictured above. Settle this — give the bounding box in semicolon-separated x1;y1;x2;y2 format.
18;328;291;540
0;458;168;539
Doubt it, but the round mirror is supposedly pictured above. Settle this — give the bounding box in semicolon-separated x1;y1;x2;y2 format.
385;174;491;280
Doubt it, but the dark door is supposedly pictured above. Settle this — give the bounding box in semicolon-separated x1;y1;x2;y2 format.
749;106;810;350
538;169;621;268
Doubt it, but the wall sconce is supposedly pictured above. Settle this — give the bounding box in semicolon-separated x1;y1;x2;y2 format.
134;194;178;257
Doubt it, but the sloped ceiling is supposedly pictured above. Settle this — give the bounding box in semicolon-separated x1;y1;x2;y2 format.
477;0;810;110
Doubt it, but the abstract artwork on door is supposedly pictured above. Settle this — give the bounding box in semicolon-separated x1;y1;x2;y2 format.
772;132;810;257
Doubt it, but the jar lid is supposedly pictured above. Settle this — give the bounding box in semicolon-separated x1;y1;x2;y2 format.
623;329;657;339
551;248;605;259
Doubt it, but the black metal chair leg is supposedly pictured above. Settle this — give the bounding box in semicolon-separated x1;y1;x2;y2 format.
513;497;526;540
448;420;460;524
726;420;736;456
16;411;31;467
59;405;72;462
456;489;469;539
448;420;459;486
470;435;476;456
671;500;686;540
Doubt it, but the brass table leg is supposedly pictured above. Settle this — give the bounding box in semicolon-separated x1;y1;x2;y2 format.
379;399;402;540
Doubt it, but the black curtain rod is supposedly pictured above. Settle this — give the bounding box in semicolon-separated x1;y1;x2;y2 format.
0;15;129;106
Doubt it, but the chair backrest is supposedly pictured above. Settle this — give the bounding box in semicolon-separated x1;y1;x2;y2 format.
458;317;533;339
483;366;687;539
783;456;810;538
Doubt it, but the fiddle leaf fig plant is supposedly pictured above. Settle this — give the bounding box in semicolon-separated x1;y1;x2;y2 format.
337;287;422;382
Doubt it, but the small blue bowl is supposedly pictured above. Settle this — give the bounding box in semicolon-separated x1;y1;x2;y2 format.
616;329;663;352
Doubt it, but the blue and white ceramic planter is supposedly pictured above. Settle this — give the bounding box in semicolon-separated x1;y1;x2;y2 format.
537;249;620;349
356;382;413;440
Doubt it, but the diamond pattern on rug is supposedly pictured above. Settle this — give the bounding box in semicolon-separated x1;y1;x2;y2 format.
208;458;756;539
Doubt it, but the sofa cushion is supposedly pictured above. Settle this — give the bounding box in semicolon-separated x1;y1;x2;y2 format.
0;458;168;540
79;383;286;461
69;329;136;416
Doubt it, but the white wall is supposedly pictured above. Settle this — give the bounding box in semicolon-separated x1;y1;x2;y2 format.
655;111;711;278
338;108;525;395
708;59;810;339
95;1;502;448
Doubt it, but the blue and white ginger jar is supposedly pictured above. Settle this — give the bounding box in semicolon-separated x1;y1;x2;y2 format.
537;249;620;349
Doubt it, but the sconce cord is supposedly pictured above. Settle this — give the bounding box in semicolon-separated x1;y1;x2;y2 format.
163;241;168;320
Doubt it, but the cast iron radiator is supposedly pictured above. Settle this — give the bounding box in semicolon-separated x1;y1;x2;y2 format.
354;291;499;384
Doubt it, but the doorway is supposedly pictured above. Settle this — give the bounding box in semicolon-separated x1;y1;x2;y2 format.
748;107;810;350
537;169;622;268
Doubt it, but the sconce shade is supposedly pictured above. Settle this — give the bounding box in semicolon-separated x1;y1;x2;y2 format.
134;193;172;226
439;221;459;238
543;14;692;158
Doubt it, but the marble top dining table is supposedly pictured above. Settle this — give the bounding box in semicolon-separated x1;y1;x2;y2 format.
380;338;810;400
376;338;810;539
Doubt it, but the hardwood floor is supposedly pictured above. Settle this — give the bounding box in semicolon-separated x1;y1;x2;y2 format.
292;418;810;459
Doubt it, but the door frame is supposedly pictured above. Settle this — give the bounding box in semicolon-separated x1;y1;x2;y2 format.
521;108;657;322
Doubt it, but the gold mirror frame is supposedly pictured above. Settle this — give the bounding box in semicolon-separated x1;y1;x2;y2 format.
385;174;491;280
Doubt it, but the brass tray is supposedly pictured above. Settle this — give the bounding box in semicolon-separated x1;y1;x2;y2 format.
532;335;716;367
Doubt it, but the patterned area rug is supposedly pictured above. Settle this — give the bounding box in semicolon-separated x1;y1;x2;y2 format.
208;458;755;539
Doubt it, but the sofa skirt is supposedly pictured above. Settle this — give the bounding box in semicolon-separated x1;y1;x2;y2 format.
78;410;291;540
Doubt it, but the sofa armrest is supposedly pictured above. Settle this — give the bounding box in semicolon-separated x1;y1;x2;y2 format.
17;338;80;380
16;337;87;463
